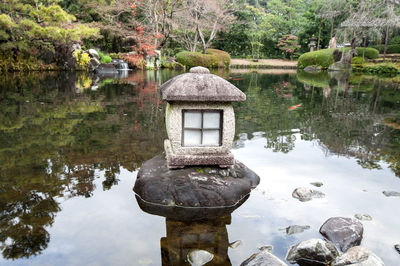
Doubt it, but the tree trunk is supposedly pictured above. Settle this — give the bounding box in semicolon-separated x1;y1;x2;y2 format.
384;25;389;61
317;23;322;50
197;25;207;54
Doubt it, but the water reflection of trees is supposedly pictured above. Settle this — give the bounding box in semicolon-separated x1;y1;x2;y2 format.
0;71;170;259
235;72;400;177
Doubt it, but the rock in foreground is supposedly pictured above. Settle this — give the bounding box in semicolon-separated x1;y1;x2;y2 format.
319;217;363;252
286;238;338;265
292;187;325;202
134;153;260;208
241;250;288;266
332;246;384;266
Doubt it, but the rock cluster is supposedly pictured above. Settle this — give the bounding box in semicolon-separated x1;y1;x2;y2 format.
281;217;384;266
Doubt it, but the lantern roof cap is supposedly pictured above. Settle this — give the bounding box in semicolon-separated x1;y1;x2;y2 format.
160;66;246;102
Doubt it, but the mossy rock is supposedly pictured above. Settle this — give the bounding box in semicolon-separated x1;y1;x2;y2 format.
176;49;230;69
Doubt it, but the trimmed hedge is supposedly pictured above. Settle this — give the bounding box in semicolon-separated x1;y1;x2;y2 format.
355;48;379;59
371;44;400;54
176;49;230;69
298;47;379;69
298;48;335;69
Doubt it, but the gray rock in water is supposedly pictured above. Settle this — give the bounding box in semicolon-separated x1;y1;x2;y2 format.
241;250;288;266
229;240;242;249
332;246;384;266
134;153;260;208
292;187;325;202
354;214;372;221
259;245;273;252
395;244;400;254
310;182;323;187
187;249;213;266
382;191;400;197
319;217;363;252
281;225;311;235
95;63;118;74
286;238;339;265
303;65;322;73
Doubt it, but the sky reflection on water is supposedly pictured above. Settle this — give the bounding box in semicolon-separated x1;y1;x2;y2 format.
0;70;399;265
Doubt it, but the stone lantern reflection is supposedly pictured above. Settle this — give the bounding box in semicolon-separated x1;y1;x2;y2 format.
160;66;246;169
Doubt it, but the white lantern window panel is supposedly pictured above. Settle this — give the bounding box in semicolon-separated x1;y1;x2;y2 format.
182;110;222;146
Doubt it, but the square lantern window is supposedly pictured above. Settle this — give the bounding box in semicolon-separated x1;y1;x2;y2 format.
182;110;222;146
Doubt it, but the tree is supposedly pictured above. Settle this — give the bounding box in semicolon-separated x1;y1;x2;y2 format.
173;0;235;54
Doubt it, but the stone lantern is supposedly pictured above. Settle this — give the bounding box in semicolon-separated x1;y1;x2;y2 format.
309;34;317;52
160;66;246;169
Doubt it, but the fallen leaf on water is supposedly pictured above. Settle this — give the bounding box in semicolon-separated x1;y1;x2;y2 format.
288;103;302;110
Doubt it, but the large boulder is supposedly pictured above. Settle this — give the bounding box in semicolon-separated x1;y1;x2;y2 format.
292;187;325;202
88;57;100;72
332;246;384;266
87;48;100;60
134;153;260;209
319;217;363;252
95;63;118;74
241;250;288;266
286;238;339;265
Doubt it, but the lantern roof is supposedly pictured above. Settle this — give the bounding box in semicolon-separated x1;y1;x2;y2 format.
160;66;246;102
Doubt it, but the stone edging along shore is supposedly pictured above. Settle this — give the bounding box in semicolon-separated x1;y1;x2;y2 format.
230;59;298;69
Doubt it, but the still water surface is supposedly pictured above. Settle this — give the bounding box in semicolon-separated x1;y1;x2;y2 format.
0;69;399;265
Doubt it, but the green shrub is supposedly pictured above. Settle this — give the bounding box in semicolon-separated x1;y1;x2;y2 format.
97;49;112;63
298;48;335;69
390;35;400;45
176;49;230;69
298;47;379;69
351;56;366;65
363;64;398;75
355;48;379;59
371;44;400;54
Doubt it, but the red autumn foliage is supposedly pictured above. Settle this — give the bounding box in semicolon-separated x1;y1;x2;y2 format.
123;0;165;69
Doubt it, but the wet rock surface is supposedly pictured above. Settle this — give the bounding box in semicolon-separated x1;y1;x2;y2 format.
285;238;339;265
354;214;372;221
134;153;260;208
319;217;363;252
382;190;400;197
241;249;288;266
281;225;311;235
292;187;325;202
332;246;384;266
310;182;323;187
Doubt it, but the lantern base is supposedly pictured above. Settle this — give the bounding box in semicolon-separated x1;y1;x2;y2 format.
164;140;234;169
133;153;260;208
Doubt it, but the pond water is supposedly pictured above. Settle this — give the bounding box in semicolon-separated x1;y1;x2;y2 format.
0;69;399;265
